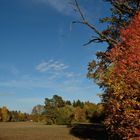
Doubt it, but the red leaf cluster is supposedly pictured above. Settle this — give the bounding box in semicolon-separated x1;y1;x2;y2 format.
104;12;140;139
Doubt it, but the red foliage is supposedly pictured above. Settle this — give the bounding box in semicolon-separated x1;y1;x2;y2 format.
104;12;140;139
108;11;140;88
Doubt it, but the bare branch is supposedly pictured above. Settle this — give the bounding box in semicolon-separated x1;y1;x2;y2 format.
74;0;86;21
84;38;104;46
73;0;118;46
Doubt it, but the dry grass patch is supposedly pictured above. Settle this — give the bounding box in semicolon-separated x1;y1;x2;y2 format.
0;122;79;140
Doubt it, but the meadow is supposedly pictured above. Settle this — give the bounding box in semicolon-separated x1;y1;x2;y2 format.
0;122;107;140
0;122;79;140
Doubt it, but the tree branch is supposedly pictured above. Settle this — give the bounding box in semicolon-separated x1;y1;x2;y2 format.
110;0;135;15
73;0;117;46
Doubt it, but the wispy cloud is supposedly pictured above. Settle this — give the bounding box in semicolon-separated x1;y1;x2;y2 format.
36;59;69;73
33;0;74;16
32;0;106;23
0;71;101;105
0;74;99;99
0;62;101;106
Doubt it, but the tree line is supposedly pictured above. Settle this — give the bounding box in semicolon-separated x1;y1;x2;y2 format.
30;95;104;125
0;106;29;122
0;95;104;125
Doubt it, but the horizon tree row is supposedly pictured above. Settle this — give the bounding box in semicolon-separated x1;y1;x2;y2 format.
0;106;29;122
31;95;104;125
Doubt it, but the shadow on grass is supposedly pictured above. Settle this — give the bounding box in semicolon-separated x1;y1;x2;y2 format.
68;123;108;140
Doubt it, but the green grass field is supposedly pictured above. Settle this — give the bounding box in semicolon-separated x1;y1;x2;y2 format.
0;122;79;140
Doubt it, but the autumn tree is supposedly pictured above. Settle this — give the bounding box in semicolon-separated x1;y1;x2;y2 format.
103;12;140;139
73;106;86;122
56;105;74;125
32;105;45;115
1;106;11;122
84;102;104;123
72;100;84;108
65;100;72;105
10;111;19;122
44;97;57;124
44;95;65;124
52;95;65;108
0;108;2;121
73;0;140;139
41;95;102;124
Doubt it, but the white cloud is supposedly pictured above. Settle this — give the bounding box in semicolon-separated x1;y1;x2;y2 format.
47;0;71;12
0;72;98;94
0;71;101;104
33;0;74;15
36;60;69;72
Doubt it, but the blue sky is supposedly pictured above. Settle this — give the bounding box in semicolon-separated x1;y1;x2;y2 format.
0;0;110;113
